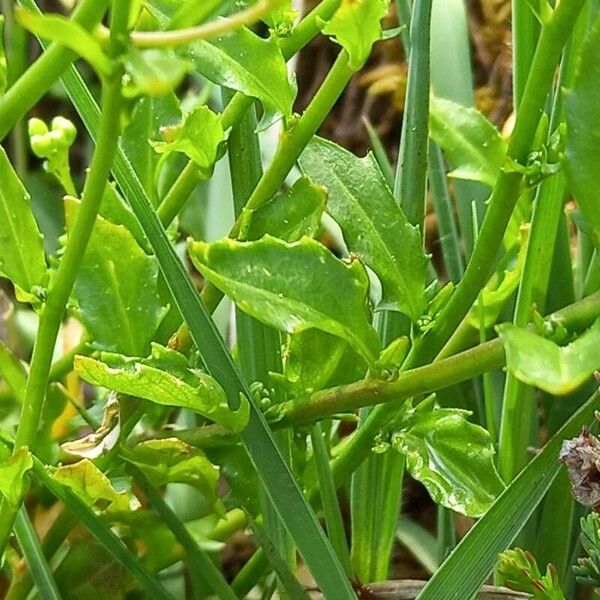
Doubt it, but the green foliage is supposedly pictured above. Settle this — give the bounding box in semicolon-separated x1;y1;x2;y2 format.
0;145;47;300
66;199;168;356
74;344;249;431
239;176;326;242
321;0;389;70
151;105;224;176
429;95;507;187
49;459;132;513
388;400;505;516
15;8;111;77
497;548;565;599
124;48;189;97
498;319;600;395
0;448;33;507
0;16;6;94
123;438;224;514
565;18;600;249
574;513;600;588
188;235;381;363
299;137;427;321
187;27;296;120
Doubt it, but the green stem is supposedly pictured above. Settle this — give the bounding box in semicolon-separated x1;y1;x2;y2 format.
407;0;584;368
394;0;432;226
155;0;341;229
0;0;128;555
512;0;540;110
272;338;506;429
0;0;110;141
305;290;600;491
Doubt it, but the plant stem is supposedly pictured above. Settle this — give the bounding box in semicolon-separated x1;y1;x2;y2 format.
155;0;341;229
121;0;283;47
0;0;129;555
512;0;540;110
0;0;110;141
407;0;585;368
394;0;432;226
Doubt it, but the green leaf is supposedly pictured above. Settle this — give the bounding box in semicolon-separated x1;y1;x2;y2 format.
321;0;389;70
188;235;381;364
417;390;600;600
66;198;168;356
299;137;427;321
124;48;189;97
0;145;47;299
98;184;148;250
391;402;505;517
15;8;111;77
239;176;326;242
466;228;528;330
74;344;249;432
282;328;366;397
497;319;600;395
187;27;296;119
50;460;132;513
564;19;600;249
151;105;224;176
429;95;507;188
124;438;223;515
0;448;33;506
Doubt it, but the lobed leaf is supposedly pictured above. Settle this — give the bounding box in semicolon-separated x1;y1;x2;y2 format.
0;447;33;506
0;145;47;299
74;344;249;432
497;319;600;395
392;402;505;517
188;235;381;363
564;18;600;249
429;95;507;188
321;0;389;70
187;27;296;121
50;459;132;513
299;137;427;321
66;198;168;356
151;105;224;176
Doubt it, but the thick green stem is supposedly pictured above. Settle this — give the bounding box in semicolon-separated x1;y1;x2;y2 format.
0;0;110;140
0;0;128;556
512;0;540;110
406;0;584;368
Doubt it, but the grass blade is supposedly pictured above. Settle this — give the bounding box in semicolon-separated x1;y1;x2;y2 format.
14;508;62;600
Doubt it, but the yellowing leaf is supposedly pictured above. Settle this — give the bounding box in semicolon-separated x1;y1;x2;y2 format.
0;447;33;506
50;459;132;513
